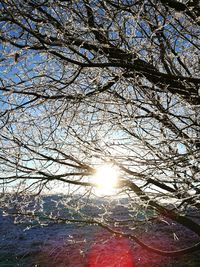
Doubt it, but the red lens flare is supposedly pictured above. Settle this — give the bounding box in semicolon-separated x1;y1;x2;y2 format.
87;236;135;267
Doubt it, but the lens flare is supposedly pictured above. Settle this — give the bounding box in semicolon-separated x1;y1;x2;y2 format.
87;236;135;267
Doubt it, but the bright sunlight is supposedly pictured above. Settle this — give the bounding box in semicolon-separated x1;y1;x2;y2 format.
93;164;119;195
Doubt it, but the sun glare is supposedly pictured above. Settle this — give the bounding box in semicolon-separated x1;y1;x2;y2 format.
93;164;119;195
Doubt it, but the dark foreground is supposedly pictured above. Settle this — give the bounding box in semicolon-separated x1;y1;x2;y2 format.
1;211;200;267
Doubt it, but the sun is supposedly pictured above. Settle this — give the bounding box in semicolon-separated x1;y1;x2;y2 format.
93;164;119;195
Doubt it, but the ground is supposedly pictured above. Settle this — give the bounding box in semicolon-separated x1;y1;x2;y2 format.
0;199;200;267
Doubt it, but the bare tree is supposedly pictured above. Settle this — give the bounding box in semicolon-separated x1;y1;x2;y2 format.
0;0;200;256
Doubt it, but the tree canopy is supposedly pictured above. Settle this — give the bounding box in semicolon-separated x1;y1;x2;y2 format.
0;0;200;256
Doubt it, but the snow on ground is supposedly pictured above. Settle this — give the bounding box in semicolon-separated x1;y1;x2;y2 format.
0;200;200;266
